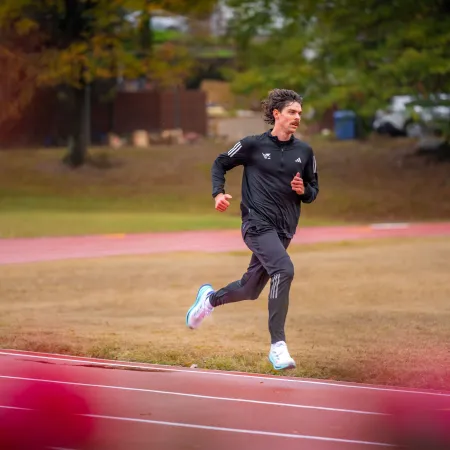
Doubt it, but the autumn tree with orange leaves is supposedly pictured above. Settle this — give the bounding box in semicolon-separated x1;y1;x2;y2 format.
0;0;217;166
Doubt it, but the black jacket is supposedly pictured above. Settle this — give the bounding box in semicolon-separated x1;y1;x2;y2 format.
211;130;319;238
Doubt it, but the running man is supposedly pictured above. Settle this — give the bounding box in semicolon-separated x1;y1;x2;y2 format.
186;88;319;371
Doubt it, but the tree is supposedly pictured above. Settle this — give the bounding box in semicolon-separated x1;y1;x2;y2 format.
224;0;450;134
0;0;217;166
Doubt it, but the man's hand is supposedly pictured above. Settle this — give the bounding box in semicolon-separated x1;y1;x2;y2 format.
215;193;232;212
291;172;305;195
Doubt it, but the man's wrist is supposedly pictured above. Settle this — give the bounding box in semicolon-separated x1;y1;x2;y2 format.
212;190;225;199
299;184;311;197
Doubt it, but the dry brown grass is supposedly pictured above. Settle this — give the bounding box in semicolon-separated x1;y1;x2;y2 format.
1;237;450;389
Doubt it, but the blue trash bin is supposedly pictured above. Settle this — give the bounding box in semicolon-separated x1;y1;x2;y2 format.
333;110;356;140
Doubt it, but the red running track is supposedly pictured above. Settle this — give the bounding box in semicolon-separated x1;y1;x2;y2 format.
1;221;450;265
1;350;450;450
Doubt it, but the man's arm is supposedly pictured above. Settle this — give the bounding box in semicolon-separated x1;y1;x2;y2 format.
299;149;319;203
211;137;251;198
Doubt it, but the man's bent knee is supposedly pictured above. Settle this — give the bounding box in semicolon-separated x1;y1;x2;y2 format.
277;259;294;280
243;283;264;300
240;275;266;301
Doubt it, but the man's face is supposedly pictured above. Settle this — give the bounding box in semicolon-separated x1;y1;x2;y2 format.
273;101;302;133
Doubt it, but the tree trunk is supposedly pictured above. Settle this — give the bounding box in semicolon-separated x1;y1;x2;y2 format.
64;84;90;168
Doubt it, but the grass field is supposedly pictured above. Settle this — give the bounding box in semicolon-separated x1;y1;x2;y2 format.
1;135;450;238
1;236;449;390
1;134;449;389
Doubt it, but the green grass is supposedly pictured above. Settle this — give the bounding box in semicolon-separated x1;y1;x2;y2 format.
1;135;450;238
0;193;332;238
0;211;243;238
0;211;334;238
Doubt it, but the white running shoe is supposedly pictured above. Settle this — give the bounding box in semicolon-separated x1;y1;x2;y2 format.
186;284;215;329
268;341;296;370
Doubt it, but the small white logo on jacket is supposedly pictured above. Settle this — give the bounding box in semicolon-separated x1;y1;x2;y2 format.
295;157;301;163
262;153;271;159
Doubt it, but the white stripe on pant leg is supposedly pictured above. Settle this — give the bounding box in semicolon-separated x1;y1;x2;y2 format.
270;274;277;299
271;274;276;299
274;273;280;299
275;273;280;298
270;274;280;299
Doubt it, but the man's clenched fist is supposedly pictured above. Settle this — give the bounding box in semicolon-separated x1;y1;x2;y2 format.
291;172;305;195
215;193;232;212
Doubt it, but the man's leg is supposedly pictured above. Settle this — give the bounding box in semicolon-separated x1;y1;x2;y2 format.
186;226;296;369
208;253;270;307
186;225;295;351
186;252;269;329
241;229;296;370
243;231;293;345
199;225;296;366
186;224;270;329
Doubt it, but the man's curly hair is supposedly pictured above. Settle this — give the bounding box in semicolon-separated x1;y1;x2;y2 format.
261;89;303;125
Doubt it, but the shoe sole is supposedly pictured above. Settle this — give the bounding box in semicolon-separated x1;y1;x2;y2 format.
268;354;296;371
186;283;213;329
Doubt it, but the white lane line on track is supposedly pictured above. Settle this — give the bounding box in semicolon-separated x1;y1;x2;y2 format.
0;406;394;447
370;223;410;230
2;350;450;398
0;375;384;416
0;405;32;411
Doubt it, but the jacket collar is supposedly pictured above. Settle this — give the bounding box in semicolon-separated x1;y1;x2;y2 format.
267;129;295;146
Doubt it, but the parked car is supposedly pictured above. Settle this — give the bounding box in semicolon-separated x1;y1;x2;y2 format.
373;94;450;137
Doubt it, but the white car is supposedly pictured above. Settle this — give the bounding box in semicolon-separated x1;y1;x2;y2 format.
373;94;450;137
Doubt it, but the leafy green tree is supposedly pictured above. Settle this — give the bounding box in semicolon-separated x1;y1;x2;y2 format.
225;0;450;135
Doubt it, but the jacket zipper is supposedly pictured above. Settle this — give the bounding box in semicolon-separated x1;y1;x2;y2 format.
280;147;284;170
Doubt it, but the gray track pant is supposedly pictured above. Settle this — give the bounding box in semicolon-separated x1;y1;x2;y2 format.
209;223;294;344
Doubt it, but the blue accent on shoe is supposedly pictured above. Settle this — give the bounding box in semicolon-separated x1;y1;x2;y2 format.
185;283;213;327
268;353;296;371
